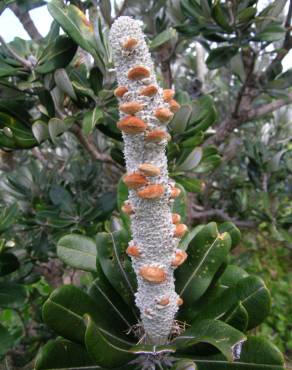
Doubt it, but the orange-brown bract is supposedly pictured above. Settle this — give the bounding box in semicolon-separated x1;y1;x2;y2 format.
163;89;175;102
169;99;181;113
158;297;170;306
139;85;158;96
154;108;174;123
126;245;141;257
114;86;128;98
119;101;144;114
122;38;138;50
138;163;161;177
172;213;181;224
145;129;171;143
170;187;181;199
117;116;147;134
137;184;165;199
128;66;150;80
174;224;188;238
139;266;167;283
177;297;184;306
121;202;134;215
171;250;188;267
123;173;148;189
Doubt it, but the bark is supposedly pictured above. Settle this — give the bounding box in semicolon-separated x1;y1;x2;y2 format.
110;17;182;344
9;4;42;41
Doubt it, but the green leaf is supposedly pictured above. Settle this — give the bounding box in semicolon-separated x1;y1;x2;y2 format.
176;147;203;171
175;222;232;306
43;285;98;344
57;234;97;272
211;3;233;33
89;66;103;94
219;265;249;287
89;262;137;331
35;338;97;370
254;23;286;42
85;315;135;368
170;104;192;133
0;283;27;308
96;230;137;306
174;360;198;370
150;28;177;49
173;319;246;362
175;177;202;193
117;178;131;231
36;35;77;74
48;1;101;65
54;68;77;100
189;336;285;369
218;222;241;248
0;323;15;360
48;117;71;142
0;203;18;232
194;276;271;330
206;47;239;70
82;106;103;135
32;121;50;143
0;252;19;276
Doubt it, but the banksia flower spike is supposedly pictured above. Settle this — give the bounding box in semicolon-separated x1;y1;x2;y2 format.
110;17;187;345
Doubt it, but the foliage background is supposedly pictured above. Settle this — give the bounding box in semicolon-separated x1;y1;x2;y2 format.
0;0;291;368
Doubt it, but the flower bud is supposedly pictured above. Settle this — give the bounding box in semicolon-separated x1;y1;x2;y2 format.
174;224;188;238
122;38;138;51
123;173;148;189
119;101;144;114
138;163;161;177
114;86;128;98
137;184;165;199
139;85;158;97
128;66;150;80
171;250;188;266
117;116;147;134
154;108;174;123
139;266;167;283
163;89;175;102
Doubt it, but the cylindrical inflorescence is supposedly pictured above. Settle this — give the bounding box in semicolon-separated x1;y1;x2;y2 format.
110;17;185;344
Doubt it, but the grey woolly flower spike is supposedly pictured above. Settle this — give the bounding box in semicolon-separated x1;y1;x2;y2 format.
110;16;185;345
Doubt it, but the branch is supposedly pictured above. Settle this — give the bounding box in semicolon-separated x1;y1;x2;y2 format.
0;35;32;69
247;91;292;120
71;124;116;165
206;92;292;146
113;0;128;22
191;208;258;229
9;3;42;41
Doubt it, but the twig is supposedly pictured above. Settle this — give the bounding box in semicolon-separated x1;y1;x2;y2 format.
71;124;116;165
114;0;128;22
247;91;292;119
191;207;257;229
0;35;31;69
9;3;42;41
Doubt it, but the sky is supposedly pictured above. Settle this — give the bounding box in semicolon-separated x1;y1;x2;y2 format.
0;2;291;71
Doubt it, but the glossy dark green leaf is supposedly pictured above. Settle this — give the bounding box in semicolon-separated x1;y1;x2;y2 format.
174;360;198;370
90;262;137;330
175;177;202;193
0;283;27;308
193;276;270;330
36;35;77;74
48;1;101;65
224;302;248;332
211;3;233;33
85;315;135;368
0;252;19;276
54;68;77;100
96;230;136;306
82;106;103;136
57;234;97;272
189;336;285;369
176;147;203;171
173;319;246;361
254;23;286;42
219;265;249;287
35;338;97;370
175;222;232;306
43;285;97;343
170;104;192;133
206;47;239;70
89;66;103;94
150;28;177;49
218;222;241;248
